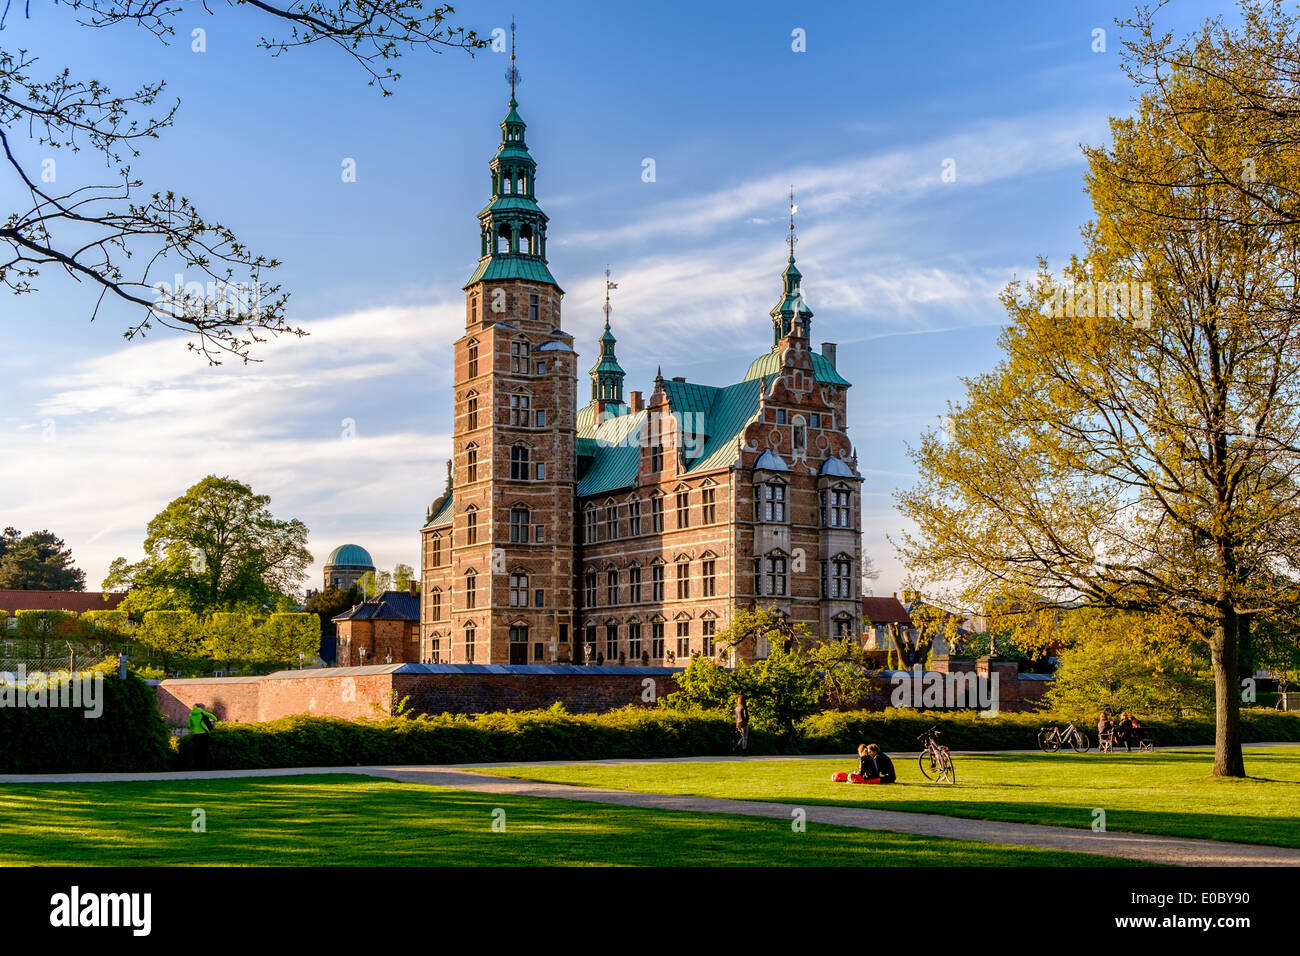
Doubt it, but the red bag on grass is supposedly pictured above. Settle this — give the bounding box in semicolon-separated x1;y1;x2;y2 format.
831;771;848;782
848;772;866;783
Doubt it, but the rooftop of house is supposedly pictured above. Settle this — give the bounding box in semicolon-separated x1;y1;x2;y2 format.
332;589;421;623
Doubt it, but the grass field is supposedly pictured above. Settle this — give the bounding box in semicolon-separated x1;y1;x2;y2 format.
0;774;1140;866
481;748;1300;848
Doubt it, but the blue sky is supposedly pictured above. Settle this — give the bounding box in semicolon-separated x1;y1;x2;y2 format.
0;0;1235;595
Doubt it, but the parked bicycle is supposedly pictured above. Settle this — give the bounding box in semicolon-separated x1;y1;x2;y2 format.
917;727;956;783
1038;720;1091;753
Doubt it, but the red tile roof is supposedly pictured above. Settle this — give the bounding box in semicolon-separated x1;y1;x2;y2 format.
861;596;912;626
0;590;125;614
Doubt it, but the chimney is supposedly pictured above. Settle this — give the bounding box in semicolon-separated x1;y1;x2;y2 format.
821;342;838;369
408;581;418;597
672;376;686;383
629;391;644;412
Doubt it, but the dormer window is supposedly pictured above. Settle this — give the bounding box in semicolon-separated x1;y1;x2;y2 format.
761;481;787;522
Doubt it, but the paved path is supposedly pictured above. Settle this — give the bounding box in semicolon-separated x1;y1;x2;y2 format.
4;757;1300;866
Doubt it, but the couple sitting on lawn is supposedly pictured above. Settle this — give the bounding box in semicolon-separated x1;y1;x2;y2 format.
854;743;896;784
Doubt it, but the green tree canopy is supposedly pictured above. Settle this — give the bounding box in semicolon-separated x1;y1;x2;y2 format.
0;527;86;590
104;476;311;615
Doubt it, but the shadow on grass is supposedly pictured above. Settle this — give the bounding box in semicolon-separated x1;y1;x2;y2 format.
0;775;1138;867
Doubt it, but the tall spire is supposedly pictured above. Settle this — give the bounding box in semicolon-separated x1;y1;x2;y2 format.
590;265;626;409
464;18;561;292
771;186;813;344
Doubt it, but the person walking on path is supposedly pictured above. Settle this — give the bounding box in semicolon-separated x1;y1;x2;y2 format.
188;703;217;769
733;693;750;754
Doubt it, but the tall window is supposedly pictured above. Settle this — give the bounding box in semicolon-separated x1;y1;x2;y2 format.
470;296;478;323
606;569;619;606
676;490;690;528
510;505;530;542
510;394;531;426
466;393;479;430
651;622;665;660
651;563;665;602
702;557;716;597
629;566;642;603
629;499;642;536
676;620;691;658
701;487;716;524
605;624;618;660
605;503;618;539
762;482;787;522
585;623;597;660
465;571;477;609
650;443;663;472
826;486;852;528
585;570;598;607
628;622;642;659
428;634;441;664
832;558;853;599
651;495;664;533
464;623;476;663
430;588;442;620
465;507;478;545
466;445;478;483
467;343;479;379
676;558;690;599
764;554;787;597
702;618;716;656
510;445;530;480
529;294;539;321
431;535;442;566
511;341;528;373
585;507;598;543
510;572;529;607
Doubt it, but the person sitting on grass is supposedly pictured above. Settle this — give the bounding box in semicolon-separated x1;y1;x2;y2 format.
854;743;896;784
1115;712;1135;752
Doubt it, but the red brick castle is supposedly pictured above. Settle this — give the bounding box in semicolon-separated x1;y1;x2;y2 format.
418;92;863;666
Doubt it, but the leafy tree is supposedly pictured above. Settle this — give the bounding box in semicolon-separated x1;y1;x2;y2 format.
0;527;86;590
257;613;321;666
393;563;417;592
304;584;360;638
354;568;394;598
1;1;485;361
808;638;877;710
134;610;203;672
1044;609;1213;718
202;612;258;663
896;18;1300;776
104;475;312;615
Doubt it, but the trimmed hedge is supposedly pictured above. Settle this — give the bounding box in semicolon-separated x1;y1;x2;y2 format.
175;705;1300;771
0;672;172;773
176;705;775;770
799;708;1300;754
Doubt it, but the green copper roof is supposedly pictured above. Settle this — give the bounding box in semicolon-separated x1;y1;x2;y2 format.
325;544;375;568
480;196;545;214
423;495;454;529
744;348;851;387
575;378;766;497
465;256;561;289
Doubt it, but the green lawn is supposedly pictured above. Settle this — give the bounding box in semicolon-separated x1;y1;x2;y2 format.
0;775;1136;866
480;748;1300;848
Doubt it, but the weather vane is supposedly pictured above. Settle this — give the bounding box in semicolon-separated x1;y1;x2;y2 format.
505;17;521;99
604;265;618;324
788;185;798;258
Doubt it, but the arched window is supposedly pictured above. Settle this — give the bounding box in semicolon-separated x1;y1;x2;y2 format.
510;505;530;542
466;390;479;430
430;534;442;567
519;224;534;255
464;505;478;545
466;343;479;380
466;443;479;483
497;225;511;254
429;587;442;621
464;621;477;663
792;415;807;455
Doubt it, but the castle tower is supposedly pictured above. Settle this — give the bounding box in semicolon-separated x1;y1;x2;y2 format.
589;267;627;417
428;34;580;665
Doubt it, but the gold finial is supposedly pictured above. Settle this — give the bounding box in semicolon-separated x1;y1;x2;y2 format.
604;264;618;325
506;17;520;101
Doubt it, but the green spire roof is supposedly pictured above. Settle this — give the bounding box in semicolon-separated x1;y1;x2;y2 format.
464;97;561;292
770;254;813;343
590;318;626;403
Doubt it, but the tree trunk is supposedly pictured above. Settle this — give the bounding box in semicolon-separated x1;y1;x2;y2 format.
1211;607;1246;777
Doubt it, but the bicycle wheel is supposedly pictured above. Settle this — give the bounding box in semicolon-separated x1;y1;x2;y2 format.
1071;730;1090;753
1038;729;1060;753
918;749;938;780
939;751;956;784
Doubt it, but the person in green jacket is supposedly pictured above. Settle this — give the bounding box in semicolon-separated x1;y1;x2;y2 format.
188;703;216;769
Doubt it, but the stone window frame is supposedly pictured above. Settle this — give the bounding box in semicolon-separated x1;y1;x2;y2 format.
759;478;788;523
605;564;619;606
674;553;692;600
584;502;599;543
509;336;530;374
463;621;477;663
627;495;643;536
465;442;479;483
604;497;619;540
700;480;717;524
509;443;531;480
463;505;479;546
464;568;479;610
509;388;533;426
509;502;530;543
508;568;530;607
649;491;665;533
465;390;480;430
466;339;480;379
649;558;666;602
627;561;643;603
699;550;718;597
428;587;443;621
